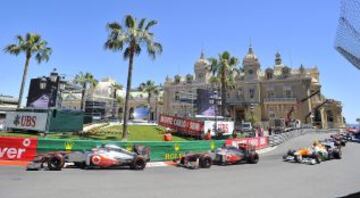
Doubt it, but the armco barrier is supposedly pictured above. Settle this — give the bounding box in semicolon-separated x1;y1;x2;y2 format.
37;138;226;161
268;128;341;147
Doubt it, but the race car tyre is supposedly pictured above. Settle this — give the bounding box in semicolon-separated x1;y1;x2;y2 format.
341;141;346;147
248;153;259;164
294;155;302;163
74;162;86;169
131;156;146;170
314;154;321;164
333;150;342;159
47;154;65;171
199;156;212;168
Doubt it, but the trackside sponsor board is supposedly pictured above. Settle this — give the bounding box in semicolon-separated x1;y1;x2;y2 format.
0;137;38;161
225;137;268;150
5;111;48;131
204;120;234;136
159;115;204;137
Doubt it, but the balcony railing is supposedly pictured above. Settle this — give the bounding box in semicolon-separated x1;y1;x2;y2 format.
264;98;297;103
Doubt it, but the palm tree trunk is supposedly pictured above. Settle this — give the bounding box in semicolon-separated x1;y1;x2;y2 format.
17;54;31;108
122;50;135;139
148;93;151;122
221;67;226;116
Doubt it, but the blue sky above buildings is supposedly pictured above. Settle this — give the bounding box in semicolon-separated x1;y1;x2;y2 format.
0;0;359;123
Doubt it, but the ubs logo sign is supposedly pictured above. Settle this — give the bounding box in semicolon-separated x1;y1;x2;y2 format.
13;114;37;128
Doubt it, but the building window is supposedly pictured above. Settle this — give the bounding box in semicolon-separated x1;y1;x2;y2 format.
267;90;275;98
175;91;179;101
248;69;253;75
284;87;292;98
249;88;255;99
237;89;243;99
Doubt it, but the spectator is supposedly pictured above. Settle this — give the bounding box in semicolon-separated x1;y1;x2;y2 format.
268;127;272;136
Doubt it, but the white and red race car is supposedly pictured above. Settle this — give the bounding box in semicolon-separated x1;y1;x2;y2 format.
26;144;150;171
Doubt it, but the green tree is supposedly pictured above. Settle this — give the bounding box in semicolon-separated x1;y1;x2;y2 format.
208;51;239;116
4;33;52;108
139;80;159;122
104;15;162;139
74;72;98;110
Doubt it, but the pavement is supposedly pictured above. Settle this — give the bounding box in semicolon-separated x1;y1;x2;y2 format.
1;132;360;198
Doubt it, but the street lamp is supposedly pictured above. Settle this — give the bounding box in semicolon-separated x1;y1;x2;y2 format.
49;68;58;83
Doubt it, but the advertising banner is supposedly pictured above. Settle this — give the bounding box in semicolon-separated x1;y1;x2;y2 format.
5;111;48;132
158;115;204;137
0;137;38;161
37;138;226;162
196;89;217;116
224;137;268;150
204;120;234;136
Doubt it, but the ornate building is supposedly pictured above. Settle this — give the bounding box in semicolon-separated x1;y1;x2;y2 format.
163;47;345;129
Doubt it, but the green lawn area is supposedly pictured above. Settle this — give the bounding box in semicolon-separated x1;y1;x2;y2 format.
0;125;192;141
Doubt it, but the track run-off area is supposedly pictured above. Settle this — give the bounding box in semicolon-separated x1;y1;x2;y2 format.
0;132;359;198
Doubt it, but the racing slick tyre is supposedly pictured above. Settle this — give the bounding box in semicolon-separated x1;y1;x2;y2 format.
47;154;65;171
248;153;259;164
333;149;342;159
341;141;346;147
199;156;212;168
313;154;321;164
74;162;86;169
131;156;146;170
294;155;302;163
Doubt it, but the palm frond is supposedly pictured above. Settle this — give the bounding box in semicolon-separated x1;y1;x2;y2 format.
138;18;146;30
145;20;157;31
125;15;135;28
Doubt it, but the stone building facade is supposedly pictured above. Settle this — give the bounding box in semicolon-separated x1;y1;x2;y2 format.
163;47;345;129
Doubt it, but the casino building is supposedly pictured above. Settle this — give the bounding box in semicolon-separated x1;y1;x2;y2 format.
162;46;345;129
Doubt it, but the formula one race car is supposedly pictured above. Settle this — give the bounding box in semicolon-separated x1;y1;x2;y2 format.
329;133;350;147
213;144;259;165
283;141;341;165
26;144;150;171
174;153;213;169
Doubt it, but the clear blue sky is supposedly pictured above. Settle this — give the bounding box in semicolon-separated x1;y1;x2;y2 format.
0;0;359;123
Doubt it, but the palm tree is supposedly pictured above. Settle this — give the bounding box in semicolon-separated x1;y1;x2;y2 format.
104;15;162;139
208;51;239;116
74;72;98;110
4;33;52;108
139;80;159;122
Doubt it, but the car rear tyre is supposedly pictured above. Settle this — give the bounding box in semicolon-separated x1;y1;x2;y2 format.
131;156;146;170
248;153;259;164
333;150;342;159
47;154;65;171
199;156;212;168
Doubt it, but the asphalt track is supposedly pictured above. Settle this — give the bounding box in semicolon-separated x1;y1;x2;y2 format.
0;132;360;198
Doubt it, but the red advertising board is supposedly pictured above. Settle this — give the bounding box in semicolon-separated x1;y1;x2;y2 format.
0;137;38;161
159;115;204;137
225;137;268;150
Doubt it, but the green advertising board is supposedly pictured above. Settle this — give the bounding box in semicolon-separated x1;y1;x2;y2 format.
37;138;225;161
